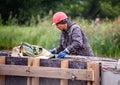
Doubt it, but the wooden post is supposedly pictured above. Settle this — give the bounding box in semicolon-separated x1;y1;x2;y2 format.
0;56;6;85
27;57;40;85
87;61;100;85
31;58;40;85
87;61;93;85
92;61;100;85
27;58;33;85
60;60;68;85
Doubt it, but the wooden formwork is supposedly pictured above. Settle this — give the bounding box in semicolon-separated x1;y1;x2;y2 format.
0;56;100;85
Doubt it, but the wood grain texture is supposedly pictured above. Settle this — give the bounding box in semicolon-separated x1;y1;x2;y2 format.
87;61;100;85
31;58;40;85
0;56;5;85
60;60;68;85
39;59;61;85
0;64;93;81
5;57;28;85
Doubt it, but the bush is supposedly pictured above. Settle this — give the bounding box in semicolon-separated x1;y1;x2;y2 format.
0;18;120;58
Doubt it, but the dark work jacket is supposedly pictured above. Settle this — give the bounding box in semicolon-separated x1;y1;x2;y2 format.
55;21;94;56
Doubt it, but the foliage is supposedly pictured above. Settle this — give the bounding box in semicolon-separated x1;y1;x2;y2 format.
82;0;120;19
112;26;120;50
99;1;120;18
0;18;120;58
74;18;120;58
0;0;120;24
0;19;60;50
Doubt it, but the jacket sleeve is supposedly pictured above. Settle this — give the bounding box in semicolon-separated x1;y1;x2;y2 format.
55;45;64;54
55;34;64;54
66;27;84;53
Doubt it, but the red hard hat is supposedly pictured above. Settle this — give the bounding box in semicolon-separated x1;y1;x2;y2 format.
52;12;68;25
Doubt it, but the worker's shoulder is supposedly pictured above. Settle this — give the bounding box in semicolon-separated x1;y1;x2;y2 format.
70;24;82;32
70;23;81;30
67;25;81;36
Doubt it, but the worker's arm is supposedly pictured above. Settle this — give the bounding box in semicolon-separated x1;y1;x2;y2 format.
55;44;64;54
55;33;65;54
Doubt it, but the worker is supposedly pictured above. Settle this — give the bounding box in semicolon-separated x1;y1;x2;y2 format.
49;11;94;58
94;17;100;27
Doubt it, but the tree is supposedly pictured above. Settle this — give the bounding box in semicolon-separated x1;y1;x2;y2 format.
0;0;120;24
82;0;120;19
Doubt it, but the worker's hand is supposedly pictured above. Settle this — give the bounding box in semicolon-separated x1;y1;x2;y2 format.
57;50;69;58
49;49;56;54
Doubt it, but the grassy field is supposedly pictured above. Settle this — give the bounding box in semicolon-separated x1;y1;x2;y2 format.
0;18;120;58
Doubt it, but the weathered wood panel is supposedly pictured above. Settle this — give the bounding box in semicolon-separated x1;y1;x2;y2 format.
0;56;97;85
0;56;5;85
60;60;68;85
0;52;9;85
39;59;61;85
89;61;100;85
68;60;87;85
31;58;39;85
0;52;9;57
0;64;93;80
5;57;28;85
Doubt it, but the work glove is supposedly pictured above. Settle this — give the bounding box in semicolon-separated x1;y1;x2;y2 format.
57;50;69;58
49;49;56;54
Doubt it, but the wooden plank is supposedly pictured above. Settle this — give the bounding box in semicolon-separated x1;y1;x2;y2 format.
92;62;100;85
31;58;40;85
60;60;68;85
65;55;117;62
0;56;6;64
68;60;87;85
27;58;33;85
87;61;100;85
87;61;93;85
0;64;93;81
39;59;61;85
5;57;28;85
0;56;5;85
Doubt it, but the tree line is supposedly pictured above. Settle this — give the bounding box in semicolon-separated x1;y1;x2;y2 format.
0;0;120;24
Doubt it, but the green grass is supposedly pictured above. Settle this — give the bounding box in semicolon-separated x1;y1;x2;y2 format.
0;24;60;50
0;18;120;58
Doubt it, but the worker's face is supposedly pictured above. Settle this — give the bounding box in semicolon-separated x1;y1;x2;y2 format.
56;24;67;31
